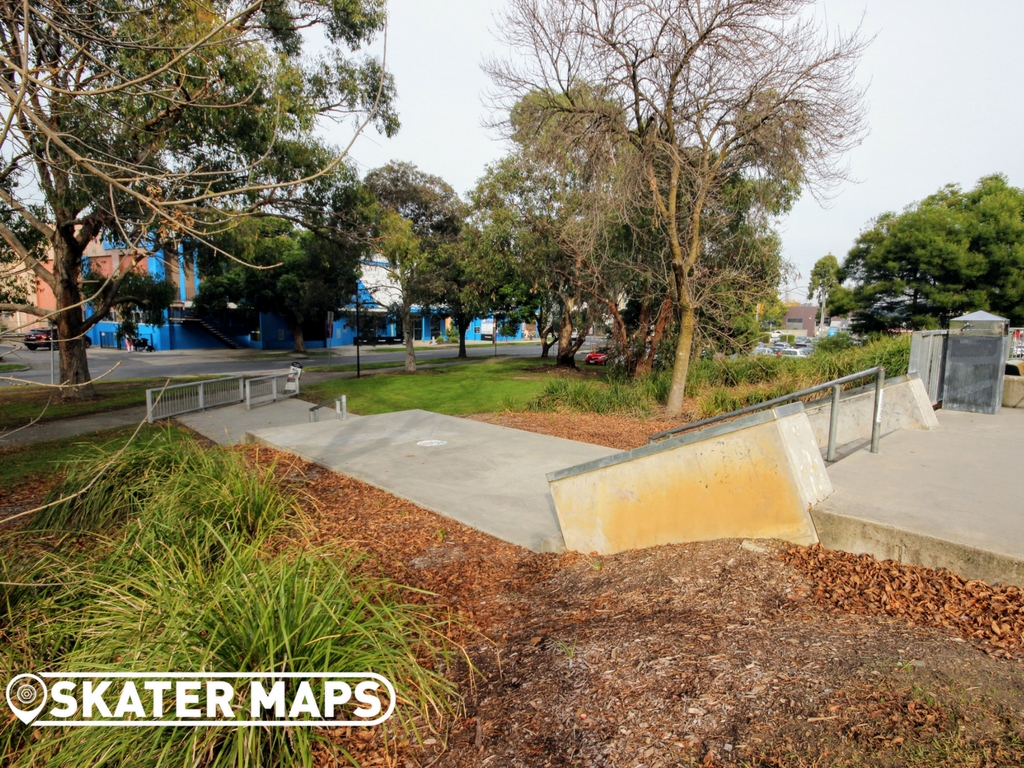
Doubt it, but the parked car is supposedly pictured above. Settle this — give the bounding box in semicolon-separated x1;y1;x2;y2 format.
780;347;813;358
751;344;774;356
23;328;92;351
584;347;610;365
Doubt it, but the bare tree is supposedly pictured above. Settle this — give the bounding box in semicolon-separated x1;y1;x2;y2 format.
0;0;396;397
488;0;867;414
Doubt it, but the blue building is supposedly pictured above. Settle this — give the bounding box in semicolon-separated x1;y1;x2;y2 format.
82;246;524;351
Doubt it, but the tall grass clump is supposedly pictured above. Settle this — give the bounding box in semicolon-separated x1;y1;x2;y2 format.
522;335;911;421
691;335;911;417
1;432;459;767
528;372;667;417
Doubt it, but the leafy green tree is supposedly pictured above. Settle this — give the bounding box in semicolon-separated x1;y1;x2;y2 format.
418;227;506;359
364;162;464;372
194;217;364;352
808;254;841;327
467;153;590;367
0;0;396;396
843;175;1024;330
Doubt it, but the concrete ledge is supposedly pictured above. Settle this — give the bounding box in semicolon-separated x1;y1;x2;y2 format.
803;375;938;453
547;404;827;555
812;508;1024;588
1003;374;1024;408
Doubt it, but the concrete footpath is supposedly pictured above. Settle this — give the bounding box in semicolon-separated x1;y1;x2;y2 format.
247;409;617;552
814;408;1024;585
0;406;148;447
176;399;317;446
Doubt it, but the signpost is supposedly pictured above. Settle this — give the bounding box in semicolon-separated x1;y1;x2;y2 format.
326;310;334;370
49;321;55;385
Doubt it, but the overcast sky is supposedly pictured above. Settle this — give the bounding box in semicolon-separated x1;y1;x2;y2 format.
341;0;1024;301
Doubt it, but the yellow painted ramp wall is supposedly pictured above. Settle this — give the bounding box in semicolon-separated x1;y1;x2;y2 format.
547;405;828;554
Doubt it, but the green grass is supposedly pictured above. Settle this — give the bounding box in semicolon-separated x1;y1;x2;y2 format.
0;377;210;430
0;362;27;372
302;356;559;414
305;356;489;374
1;431;457;767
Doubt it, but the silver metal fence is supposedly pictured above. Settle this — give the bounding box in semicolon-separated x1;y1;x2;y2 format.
309;395;348;422
909;330;948;405
648;366;887;461
146;377;245;423
245;372;300;409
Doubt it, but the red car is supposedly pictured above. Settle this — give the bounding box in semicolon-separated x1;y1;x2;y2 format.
23;328;92;351
584;347;610;365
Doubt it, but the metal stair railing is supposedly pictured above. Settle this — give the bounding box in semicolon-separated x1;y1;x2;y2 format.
648;366;887;462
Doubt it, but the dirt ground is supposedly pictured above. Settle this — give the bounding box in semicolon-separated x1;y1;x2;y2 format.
248;437;1024;768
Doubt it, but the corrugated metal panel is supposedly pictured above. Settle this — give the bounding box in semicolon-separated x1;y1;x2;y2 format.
909;330;947;405
942;335;1007;414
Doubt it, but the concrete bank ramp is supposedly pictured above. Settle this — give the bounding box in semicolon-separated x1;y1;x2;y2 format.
246;410;617;552
547;403;831;555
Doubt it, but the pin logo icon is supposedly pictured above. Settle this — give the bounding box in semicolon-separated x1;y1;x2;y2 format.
6;674;48;725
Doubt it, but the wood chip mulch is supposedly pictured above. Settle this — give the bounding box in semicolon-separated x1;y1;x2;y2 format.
785;544;1024;654
467;411;696;451
246;445;1024;767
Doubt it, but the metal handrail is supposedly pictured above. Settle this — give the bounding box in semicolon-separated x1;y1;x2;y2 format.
309;395;347;422
649;366;887;461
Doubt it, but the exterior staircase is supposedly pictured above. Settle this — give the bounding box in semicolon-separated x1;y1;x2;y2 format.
182;316;242;349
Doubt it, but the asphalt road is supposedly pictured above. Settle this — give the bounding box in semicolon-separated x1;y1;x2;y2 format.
0;341;555;386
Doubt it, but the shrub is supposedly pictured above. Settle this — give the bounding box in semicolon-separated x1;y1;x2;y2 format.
523;335;910;420
1;436;458;767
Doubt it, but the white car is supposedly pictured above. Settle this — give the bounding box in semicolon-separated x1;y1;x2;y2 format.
780;347;813;358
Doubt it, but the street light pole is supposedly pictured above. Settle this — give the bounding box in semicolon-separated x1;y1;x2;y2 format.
355;294;361;379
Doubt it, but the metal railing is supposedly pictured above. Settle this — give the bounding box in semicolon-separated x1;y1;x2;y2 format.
245;372;300;409
146;377;245;423
649;366;887;462
309;395;348;422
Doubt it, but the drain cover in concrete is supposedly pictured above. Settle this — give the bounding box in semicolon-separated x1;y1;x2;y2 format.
247;409;618;552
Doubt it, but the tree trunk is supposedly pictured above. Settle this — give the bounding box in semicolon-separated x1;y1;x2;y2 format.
291;323;307;353
403;305;416;372
457;318;470;359
540;334;556;358
52;235;95;399
634;297;673;377
555;302;577;369
665;302;696;417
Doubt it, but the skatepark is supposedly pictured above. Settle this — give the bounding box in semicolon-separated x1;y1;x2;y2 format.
171;356;1024;587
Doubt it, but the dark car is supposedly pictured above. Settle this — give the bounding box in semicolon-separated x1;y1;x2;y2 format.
23;328;92;351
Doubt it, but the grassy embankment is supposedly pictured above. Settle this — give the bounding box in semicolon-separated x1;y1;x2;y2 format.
0;428;456;767
528;335;912;418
